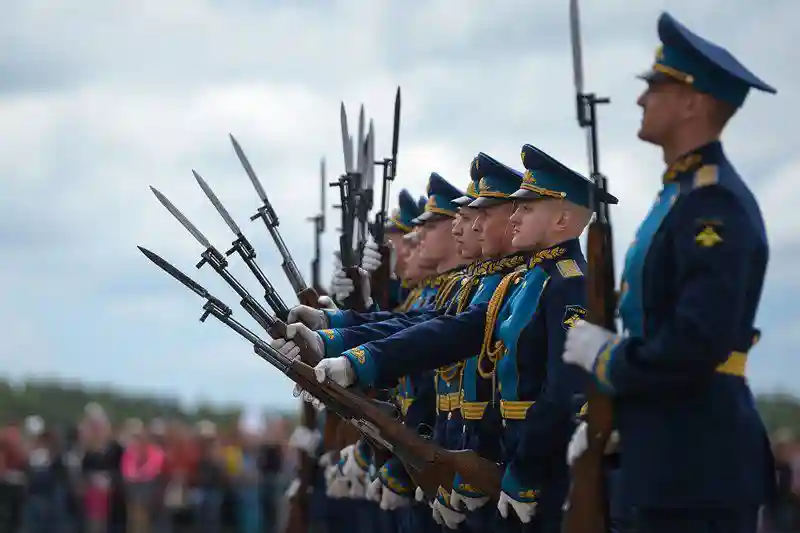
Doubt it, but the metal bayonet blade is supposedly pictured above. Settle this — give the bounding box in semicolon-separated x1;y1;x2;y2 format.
192;170;243;236
230;134;269;204
138;246;209;299
365;121;376;191
391;87;401;172
569;0;585;95
340;103;353;174
356;105;366;176
150;186;212;249
320;158;326;216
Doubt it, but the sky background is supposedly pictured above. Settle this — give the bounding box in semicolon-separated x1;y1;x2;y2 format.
1;0;797;410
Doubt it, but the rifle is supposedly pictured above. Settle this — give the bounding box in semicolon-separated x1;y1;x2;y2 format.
137;246;504;499
229;134;320;308
562;2;617;533
331;103;368;312
369;87;401;310
187;171;320;532
307;158;327;295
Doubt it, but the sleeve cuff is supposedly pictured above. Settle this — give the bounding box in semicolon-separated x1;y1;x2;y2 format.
325;310;349;328
593;336;623;394
343;345;378;387
501;465;539;503
317;329;345;359
452;473;485;498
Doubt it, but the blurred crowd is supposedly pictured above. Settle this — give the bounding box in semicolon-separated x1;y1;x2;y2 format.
764;428;800;532
0;403;294;533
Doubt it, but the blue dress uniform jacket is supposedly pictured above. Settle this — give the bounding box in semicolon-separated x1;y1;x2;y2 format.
342;241;589;506
593;141;774;509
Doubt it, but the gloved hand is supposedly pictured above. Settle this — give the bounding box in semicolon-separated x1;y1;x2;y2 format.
312;356;357;387
415;486;426;502
361;236;383;272
348;476;366;499
563;320;616;373
270;323;324;362
328;252;342;296
287;426;321;455
376;459;413;510
287;305;328;329
366;477;383;503
317;296;338;310
566;421;620;466
325;464;351;499
497;468;538;524
340;442;370;484
331;267;373;308
432;498;466;530
451;474;489;511
284;477;302;499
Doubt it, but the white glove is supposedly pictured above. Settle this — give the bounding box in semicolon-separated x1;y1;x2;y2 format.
566;422;621;466
415;486;426;502
287;426;321;455
563;320;616;373
269;323;324;363
349;477;366;499
328;252;342;296
317;296;338;310
285;477;301;499
319;451;337;468
379;485;411;511
331;268;373;308
313;356;356;387
432;499;466;530
361;237;383;272
340;444;369;483
287;305;327;329
326;468;351;499
497;492;537;524
450;490;488;512
366;477;383;503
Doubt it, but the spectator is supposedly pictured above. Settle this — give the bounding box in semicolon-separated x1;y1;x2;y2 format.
23;417;69;533
258;418;284;533
236;416;264;533
122;419;165;533
192;420;225;533
0;424;27;533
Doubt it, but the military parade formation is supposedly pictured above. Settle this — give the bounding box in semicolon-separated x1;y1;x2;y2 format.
138;7;777;533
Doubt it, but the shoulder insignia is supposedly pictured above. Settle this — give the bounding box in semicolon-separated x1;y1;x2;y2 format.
693;165;719;189
695;224;722;247
556;259;583;278
562;305;587;331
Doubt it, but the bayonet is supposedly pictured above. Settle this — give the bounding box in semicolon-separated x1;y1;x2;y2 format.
340;104;353;174
192;169;290;320
228;134;317;304
149;186;288;322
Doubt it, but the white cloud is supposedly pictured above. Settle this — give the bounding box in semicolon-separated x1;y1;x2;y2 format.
1;0;798;408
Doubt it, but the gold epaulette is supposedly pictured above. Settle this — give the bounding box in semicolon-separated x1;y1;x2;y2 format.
693;165;719;189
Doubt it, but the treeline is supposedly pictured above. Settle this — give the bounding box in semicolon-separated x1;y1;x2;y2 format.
0;378;293;431
0;377;798;437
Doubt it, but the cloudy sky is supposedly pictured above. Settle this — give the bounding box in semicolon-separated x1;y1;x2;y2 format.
1;0;797;410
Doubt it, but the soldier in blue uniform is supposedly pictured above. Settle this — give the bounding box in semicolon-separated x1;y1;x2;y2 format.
562;12;776;533
307;144;618;533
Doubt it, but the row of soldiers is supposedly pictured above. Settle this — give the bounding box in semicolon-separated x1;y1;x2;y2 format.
149;11;778;533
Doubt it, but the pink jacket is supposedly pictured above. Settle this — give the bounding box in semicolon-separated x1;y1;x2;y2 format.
121;443;164;482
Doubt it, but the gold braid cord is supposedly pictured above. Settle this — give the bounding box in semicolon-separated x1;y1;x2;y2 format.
477;270;523;378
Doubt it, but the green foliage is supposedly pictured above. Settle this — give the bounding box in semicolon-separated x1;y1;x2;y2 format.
0;377;293;431
757;393;800;437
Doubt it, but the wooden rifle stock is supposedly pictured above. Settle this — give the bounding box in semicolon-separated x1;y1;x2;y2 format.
370;244;392;310
562;221;615;533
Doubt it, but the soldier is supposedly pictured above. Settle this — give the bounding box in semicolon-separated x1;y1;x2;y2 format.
301;144;617;533
562;12;776;533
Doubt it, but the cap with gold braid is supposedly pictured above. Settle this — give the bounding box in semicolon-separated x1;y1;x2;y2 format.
467;152;524;208
412;173;464;224
385;189;422;234
454;156;481;206
511;144;618;208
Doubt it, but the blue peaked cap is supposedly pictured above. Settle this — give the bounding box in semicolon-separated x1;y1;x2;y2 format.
412;173;463;224
510;144;618;208
468;152;524;208
385;189;421;234
640;12;776;108
453;155;481;206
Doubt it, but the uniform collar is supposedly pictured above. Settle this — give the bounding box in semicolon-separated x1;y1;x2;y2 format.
471;252;529;277
527;238;581;271
662;141;724;183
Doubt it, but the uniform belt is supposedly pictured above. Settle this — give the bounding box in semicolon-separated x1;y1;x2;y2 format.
461;401;489;420
500;400;535;420
437;392;461;413
715;351;747;377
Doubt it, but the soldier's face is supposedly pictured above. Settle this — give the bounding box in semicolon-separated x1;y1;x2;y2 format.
637;80;692;145
404;242;421;280
473;203;514;258
418;218;456;266
387;233;409;278
509;199;560;249
452;208;482;260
